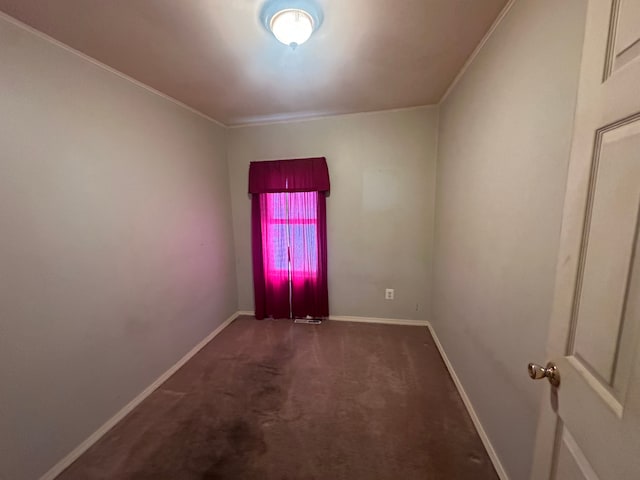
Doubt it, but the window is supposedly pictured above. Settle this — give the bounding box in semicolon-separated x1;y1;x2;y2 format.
263;191;318;277
249;157;329;319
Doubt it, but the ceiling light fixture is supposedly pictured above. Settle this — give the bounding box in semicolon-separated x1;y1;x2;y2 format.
270;9;313;47
261;0;323;48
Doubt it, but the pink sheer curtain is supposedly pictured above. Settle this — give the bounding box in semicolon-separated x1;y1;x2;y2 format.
288;192;328;318
249;158;329;320
257;193;290;319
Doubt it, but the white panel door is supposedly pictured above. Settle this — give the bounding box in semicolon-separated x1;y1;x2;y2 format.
530;1;640;479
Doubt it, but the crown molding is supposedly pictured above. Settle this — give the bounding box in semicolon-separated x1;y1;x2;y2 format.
439;0;517;104
0;11;227;129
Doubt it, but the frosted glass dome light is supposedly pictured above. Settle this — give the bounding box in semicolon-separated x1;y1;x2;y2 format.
261;0;323;48
269;8;315;47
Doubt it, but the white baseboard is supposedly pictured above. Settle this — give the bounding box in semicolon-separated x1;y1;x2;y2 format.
329;315;429;326
39;311;241;480
426;323;509;480
235;312;428;327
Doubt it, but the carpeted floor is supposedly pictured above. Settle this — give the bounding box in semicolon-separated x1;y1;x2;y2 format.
57;316;498;479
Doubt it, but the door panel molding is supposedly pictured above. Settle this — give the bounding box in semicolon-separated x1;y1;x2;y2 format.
603;0;621;80
569;114;640;392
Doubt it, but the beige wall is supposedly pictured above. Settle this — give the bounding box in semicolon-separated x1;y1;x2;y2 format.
0;17;237;480
227;107;438;320
431;1;587;478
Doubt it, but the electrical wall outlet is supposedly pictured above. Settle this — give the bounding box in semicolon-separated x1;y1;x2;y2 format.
385;288;394;300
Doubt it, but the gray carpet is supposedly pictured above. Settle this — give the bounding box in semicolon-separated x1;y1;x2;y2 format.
57;316;498;479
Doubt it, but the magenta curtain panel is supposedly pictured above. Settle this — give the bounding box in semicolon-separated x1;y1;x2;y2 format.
256;193;291;319
250;158;329;320
287;191;328;318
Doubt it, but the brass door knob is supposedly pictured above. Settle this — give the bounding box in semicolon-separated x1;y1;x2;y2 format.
528;362;560;387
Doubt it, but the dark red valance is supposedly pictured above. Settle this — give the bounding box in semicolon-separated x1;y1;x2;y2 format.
248;157;330;194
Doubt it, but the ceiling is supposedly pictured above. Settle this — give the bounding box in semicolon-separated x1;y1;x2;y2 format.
0;0;507;126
